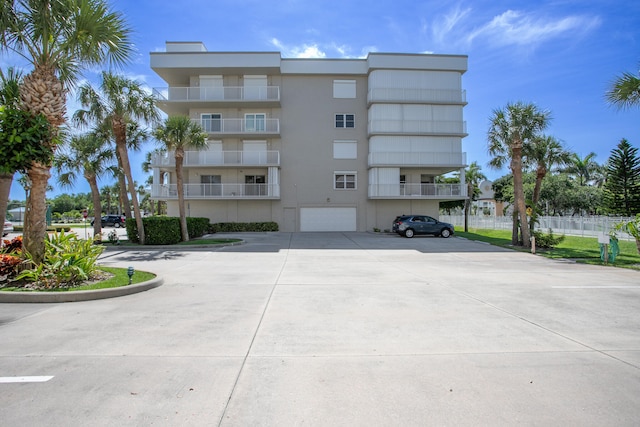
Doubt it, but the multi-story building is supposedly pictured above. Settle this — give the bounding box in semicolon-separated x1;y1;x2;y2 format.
149;42;468;232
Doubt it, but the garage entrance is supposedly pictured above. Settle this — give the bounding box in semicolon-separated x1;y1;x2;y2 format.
299;207;357;231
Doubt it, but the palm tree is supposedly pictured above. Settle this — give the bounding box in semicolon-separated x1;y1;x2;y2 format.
74;72;159;245
606;68;640;110
0;67;24;237
0;0;132;263
525;135;567;232
463;161;486;232
526;136;567;207
0;67;53;237
55;132;114;240
154;116;207;242
562;152;600;186
488;102;551;247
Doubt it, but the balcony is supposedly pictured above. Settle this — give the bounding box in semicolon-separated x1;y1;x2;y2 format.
151;183;280;200
152;150;280;167
368;120;467;136
368;151;466;167
153;86;280;104
368;88;467;105
196;118;280;136
368;183;467;199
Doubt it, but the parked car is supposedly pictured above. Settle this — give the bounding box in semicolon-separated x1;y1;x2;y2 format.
392;215;454;238
3;220;13;237
91;214;126;228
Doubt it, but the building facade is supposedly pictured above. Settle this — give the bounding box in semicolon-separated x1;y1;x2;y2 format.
149;42;468;232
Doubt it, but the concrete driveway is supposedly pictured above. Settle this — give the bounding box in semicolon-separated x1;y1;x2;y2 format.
1;232;639;426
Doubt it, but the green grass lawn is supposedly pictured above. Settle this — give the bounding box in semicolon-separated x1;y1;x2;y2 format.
0;266;156;292
455;227;640;270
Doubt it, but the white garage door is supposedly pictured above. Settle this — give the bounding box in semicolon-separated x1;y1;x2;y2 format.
300;207;357;232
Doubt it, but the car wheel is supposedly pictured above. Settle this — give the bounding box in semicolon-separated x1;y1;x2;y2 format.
404;229;414;238
440;228;452;238
114;222;120;228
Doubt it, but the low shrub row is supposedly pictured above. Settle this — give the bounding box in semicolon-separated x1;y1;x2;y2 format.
126;216;212;245
210;222;278;233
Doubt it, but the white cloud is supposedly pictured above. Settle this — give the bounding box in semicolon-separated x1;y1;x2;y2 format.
465;10;601;49
432;5;472;45
270;38;326;58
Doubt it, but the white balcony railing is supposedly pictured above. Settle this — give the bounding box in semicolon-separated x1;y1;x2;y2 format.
368;151;467;167
152;150;280;167
368;88;466;104
196;118;280;134
368;120;467;135
151;183;280;199
368;183;467;199
153;86;280;102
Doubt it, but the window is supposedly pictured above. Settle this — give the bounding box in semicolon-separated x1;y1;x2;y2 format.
245;113;266;132
333;140;357;159
201;113;221;132
333;80;356;98
335;114;354;128
334;172;356;190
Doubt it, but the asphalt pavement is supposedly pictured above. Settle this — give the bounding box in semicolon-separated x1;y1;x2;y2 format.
1;232;639;426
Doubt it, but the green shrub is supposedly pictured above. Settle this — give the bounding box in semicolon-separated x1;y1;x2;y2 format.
125;218;139;243
142;216;181;245
127;216;211;244
186;217;211;238
209;222;279;233
17;231;104;289
532;229;565;249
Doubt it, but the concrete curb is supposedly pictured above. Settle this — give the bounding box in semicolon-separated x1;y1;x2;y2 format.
0;276;163;304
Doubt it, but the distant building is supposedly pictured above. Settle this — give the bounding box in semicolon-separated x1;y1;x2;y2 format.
149;42;469;231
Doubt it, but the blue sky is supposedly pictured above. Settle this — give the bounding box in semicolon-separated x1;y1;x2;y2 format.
5;0;640;200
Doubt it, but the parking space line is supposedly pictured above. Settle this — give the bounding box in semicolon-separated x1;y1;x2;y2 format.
0;376;54;383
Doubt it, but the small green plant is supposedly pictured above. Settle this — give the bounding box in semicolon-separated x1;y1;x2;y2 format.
373;227;380;232
614;214;640;254
17;231;105;289
532;229;565;249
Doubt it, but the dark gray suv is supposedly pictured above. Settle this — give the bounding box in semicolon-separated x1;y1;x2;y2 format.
91;214;125;228
392;215;454;238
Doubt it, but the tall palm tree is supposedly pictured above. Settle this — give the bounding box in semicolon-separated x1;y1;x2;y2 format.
526;136;568;208
525;135;567;232
562;152;600;186
74;72;159;245
463;161;486;232
55;132;114;239
154;116;207;242
488;102;550;247
606;68;640;110
0;0;132;263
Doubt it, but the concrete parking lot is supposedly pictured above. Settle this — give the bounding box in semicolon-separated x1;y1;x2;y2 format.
1;232;640;426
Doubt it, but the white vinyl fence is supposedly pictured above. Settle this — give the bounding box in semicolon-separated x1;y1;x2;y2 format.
441;215;636;241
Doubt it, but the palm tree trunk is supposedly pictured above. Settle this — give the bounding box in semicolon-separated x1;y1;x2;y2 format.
529;169;545;235
24;162;50;264
113;120;145;245
0;173;13;238
175;149;189;242
511;145;530;248
86;173;103;241
114;149;132;219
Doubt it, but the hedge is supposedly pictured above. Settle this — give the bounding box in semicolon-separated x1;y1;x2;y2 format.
209;222;278;233
126;216;211;245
